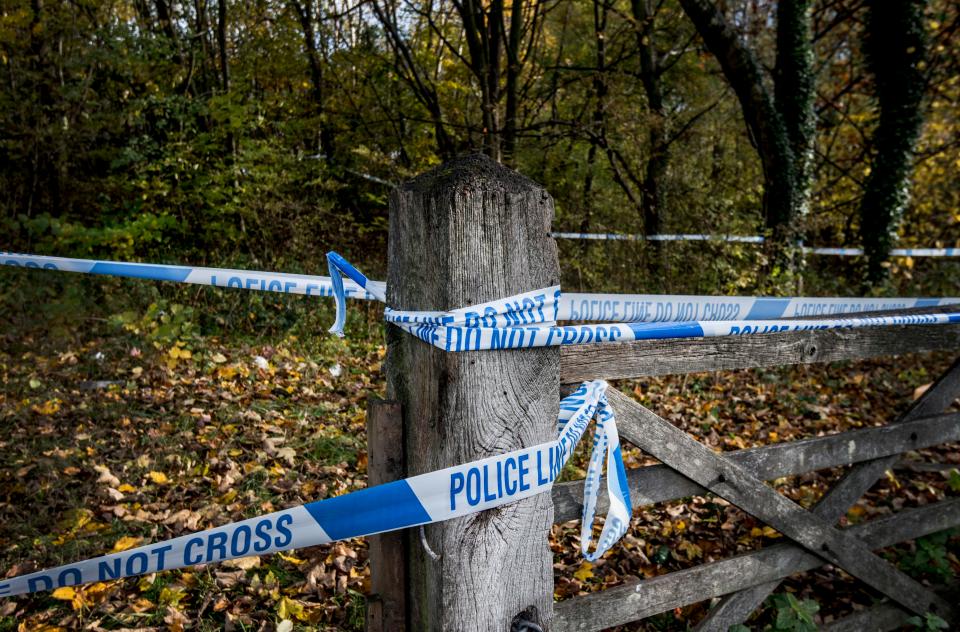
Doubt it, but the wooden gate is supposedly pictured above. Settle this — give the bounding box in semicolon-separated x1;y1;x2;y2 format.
554;320;960;630
364;155;960;631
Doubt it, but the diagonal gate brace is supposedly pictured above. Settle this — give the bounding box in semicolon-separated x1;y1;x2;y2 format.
694;357;960;631
604;388;956;624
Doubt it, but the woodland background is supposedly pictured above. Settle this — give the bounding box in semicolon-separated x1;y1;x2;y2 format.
2;1;960;631
0;0;958;300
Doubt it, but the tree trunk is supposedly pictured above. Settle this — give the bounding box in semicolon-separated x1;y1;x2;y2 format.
291;0;335;158
859;0;927;286
679;0;814;286
372;0;456;159
502;0;524;164
386;154;559;631
216;0;229;92
216;0;237;162
154;0;183;64
633;0;668;278
457;0;503;160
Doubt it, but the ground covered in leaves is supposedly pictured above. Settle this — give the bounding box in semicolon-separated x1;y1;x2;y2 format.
1;295;959;631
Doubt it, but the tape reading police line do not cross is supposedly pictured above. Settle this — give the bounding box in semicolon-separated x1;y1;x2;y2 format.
0;381;630;598
324;252;960;352
4;251;959;328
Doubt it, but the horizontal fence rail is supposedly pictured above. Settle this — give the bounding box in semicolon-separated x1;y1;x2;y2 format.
553;380;960;632
551;411;960;523
550;352;960;631
552;499;960;631
560;319;960;382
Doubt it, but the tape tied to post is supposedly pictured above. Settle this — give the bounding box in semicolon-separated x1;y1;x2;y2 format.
0;381;630;597
325;252;960;352
4;251;960;327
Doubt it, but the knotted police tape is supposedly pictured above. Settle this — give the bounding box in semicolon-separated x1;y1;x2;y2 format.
0;381;630;598
325;252;960;352
4;248;960;598
4;251;958;325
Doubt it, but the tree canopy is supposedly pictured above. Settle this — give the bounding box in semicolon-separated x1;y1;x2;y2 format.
1;0;958;295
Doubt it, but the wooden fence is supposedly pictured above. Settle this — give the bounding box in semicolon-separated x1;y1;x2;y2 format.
363;154;960;631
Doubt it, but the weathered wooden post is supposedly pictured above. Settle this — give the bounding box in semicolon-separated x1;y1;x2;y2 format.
365;399;406;632
385;154;561;631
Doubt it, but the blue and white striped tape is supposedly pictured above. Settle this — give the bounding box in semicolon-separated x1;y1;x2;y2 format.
551;232;766;243
556;293;960;322
0;381;629;597
326;252;960;352
0;251;384;300
551;233;960;257
4;251;959;332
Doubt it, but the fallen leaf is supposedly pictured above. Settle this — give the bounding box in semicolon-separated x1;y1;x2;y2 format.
277;552;305;566
52;587;76;601
94;465;121;487
222;556;260;570
573;562;594;582
277;596;306;621
112;536;142;552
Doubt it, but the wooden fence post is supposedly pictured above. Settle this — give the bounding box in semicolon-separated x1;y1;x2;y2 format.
385;154;561;631
365;399;406;632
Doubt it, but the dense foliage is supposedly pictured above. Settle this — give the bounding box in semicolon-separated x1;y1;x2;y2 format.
0;0;958;299
2;3;960;629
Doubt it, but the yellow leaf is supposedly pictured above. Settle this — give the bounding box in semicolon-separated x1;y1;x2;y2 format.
33;399;61;415
148;471;169;484
675;519;686;532
52;586;76;601
750;527;763;537
278;552;306;565
223;556;260;570
678;539;703;560
278;596;307;621
112;536;141;552
159;586;187;606
573;561;594;582
118;483;136;493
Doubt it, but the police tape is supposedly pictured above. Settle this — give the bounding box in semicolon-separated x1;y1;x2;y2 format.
556;293;960;322
551;234;960;258
0;251;384;300
3;251;959;326
0;381;629;598
326;252;960;352
805;246;960;257
550;232;766;243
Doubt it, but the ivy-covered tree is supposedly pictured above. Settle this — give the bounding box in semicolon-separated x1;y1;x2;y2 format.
678;0;814;286
859;0;929;286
